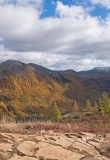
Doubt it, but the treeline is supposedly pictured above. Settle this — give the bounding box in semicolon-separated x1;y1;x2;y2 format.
50;92;110;121
0;92;110;122
73;92;110;115
45;92;110;121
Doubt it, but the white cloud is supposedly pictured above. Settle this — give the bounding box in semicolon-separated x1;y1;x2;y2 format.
89;0;110;8
0;1;110;70
56;1;87;18
0;44;110;72
0;45;109;71
0;0;44;8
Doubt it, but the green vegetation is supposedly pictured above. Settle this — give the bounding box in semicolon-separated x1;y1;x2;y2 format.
86;99;92;112
73;101;79;112
1;92;110;134
0;61;110;121
98;92;110;115
94;101;98;111
1;92;110;121
52;103;62;122
0;67;71;120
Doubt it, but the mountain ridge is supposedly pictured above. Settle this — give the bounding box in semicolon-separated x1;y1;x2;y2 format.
0;60;110;74
0;60;110;119
93;67;110;72
28;62;110;77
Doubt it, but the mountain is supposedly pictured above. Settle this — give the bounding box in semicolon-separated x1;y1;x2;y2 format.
79;67;110;77
28;64;110;106
0;60;72;119
28;63;55;76
93;67;110;72
0;60;110;119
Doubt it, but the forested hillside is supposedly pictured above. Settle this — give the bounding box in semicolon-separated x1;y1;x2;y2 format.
0;60;110;119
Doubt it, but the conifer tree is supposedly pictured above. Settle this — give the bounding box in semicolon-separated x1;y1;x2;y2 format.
94;101;98;111
52;103;62;122
98;92;110;115
86;99;92;112
100;107;105;115
73;101;79;112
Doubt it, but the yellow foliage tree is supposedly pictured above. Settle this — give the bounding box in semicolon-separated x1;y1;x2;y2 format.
52;103;62;122
0;101;13;121
86;99;92;112
73;101;79;112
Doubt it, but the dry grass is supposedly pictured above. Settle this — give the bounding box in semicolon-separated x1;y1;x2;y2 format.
0;121;110;134
0;116;110;134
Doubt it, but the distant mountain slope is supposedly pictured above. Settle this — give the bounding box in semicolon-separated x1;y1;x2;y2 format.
28;63;55;76
79;67;110;77
28;63;77;83
93;67;110;72
25;63;110;107
0;60;110;119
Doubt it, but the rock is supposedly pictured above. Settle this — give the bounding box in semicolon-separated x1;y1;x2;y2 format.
81;132;96;139
34;135;46;142
105;134;110;141
9;155;38;160
48;129;54;135
69;141;99;157
35;142;85;160
0;132;110;160
97;142;110;158
0;143;12;152
44;134;72;148
40;130;45;134
65;133;100;157
17;141;38;156
81;156;110;160
94;156;110;160
11;134;23;143
0;151;12;160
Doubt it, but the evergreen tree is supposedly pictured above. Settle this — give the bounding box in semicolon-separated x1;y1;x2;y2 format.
73;101;79;112
86;99;92;112
94;101;98;112
98;92;110;115
52;103;62;122
100;107;105;115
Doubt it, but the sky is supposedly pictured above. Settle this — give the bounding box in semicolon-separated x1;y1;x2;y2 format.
0;0;110;71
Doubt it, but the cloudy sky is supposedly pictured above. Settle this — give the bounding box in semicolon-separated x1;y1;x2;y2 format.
0;0;110;71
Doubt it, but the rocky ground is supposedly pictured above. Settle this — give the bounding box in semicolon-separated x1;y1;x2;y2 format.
0;131;110;160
